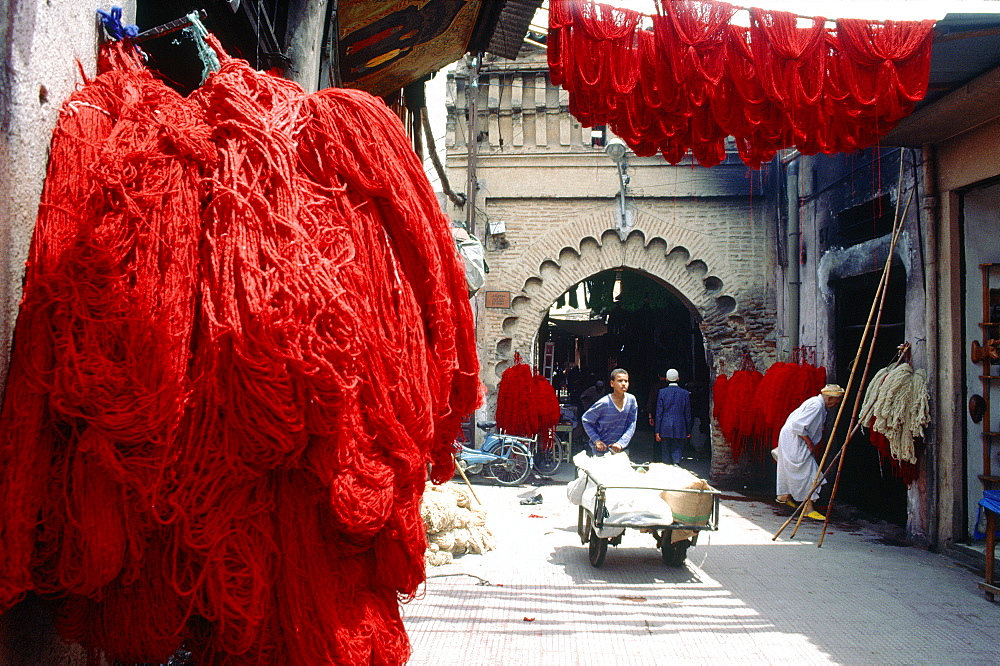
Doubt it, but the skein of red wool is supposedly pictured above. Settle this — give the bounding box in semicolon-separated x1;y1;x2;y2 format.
175;37;479;663
0;33;480;665
718;369;763;460
495;358;535;436
533;372;562;447
0;39;213;630
712;374;728;423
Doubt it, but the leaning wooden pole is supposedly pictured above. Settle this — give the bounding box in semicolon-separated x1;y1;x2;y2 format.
788;197;909;539
453;453;482;506
818;195;911;546
774;167;908;541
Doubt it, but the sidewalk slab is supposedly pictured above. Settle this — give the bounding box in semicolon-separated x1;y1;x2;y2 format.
406;479;999;664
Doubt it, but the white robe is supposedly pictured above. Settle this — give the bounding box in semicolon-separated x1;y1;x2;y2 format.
776;395;827;502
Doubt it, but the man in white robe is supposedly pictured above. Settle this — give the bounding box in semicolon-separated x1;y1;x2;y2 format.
775;384;845;520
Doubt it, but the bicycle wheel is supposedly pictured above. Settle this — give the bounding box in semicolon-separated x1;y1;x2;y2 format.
532;441;562;476
486;441;532;486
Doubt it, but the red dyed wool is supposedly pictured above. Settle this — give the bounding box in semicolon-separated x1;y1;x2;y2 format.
0;35;481;665
0;41;212;623
547;0;935;168
494;356;560;443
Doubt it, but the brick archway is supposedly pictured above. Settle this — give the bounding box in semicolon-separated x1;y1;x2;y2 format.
482;210;748;388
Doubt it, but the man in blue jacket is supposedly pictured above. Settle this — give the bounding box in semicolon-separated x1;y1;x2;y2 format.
654;369;691;465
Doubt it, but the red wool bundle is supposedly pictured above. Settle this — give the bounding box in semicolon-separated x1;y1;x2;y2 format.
548;0;935;168
717;369;763;461
714;361;826;463
0;38;480;665
494;357;561;444
869;430;919;485
750;362;827;458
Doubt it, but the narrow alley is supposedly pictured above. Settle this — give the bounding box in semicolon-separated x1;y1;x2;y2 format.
406;467;999;665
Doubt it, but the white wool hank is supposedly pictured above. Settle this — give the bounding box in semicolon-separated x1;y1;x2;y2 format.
859;362;930;464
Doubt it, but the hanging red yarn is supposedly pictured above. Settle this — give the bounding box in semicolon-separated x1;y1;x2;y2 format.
494;354;560;444
0;32;481;665
870;430;919;485
0;41;212;620
751;361;828;458
720;369;764;460
547;0;936;168
533;372;562;447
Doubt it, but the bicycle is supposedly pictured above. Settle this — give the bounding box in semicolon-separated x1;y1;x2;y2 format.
528;432;565;477
478;422;565;478
454;424;534;486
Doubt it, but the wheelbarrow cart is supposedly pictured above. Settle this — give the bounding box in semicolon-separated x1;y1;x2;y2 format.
574;465;721;568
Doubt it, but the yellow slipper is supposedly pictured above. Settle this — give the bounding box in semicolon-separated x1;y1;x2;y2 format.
777;499;798;509
805;510;826;521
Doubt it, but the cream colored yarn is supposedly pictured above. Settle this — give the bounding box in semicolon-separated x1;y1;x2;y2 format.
858;362;930;464
421;482;495;565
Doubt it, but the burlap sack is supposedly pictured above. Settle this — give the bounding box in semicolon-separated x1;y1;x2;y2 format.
660;478;713;526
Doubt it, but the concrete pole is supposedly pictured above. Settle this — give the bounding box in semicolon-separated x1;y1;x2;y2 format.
465;54;481;236
786;157;801;354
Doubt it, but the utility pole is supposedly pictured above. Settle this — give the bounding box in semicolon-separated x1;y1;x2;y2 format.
465;53;482;236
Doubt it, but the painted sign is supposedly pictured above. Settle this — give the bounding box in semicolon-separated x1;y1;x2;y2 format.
339;0;482;97
484;291;511;309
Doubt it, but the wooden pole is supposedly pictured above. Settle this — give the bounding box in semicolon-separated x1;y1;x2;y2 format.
807;191;912;543
818;193;910;546
453;454;481;507
775;160;910;541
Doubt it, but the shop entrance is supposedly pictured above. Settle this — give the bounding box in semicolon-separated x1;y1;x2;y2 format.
539;268;710;463
833;267;908;526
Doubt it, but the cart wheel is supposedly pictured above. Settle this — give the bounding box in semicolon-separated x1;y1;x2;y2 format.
661;536;690;567
578;506;592;544
588;528;608;567
486;441;532;486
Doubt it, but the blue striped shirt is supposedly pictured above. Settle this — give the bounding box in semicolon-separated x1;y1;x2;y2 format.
582;393;638;454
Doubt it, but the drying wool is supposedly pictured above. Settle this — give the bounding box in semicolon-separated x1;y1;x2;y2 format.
717;368;764;461
0;32;480;665
0;40;213;623
495;355;561;443
421;483;495;565
548;0;935;168
858;362;930;465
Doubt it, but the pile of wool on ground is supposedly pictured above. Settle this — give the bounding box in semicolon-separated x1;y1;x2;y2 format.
0;36;481;665
421;483;495;566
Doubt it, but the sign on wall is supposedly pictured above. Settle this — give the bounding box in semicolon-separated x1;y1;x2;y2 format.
484;291;511;309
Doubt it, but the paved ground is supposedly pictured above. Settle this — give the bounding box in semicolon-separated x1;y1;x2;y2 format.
404;450;999;665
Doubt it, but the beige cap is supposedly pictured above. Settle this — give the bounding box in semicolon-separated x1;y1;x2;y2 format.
820;384;845;396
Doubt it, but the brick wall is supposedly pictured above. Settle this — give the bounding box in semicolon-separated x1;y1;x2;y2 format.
444;51;778;481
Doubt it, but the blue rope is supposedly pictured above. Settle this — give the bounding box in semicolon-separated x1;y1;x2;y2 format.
97;7;139;41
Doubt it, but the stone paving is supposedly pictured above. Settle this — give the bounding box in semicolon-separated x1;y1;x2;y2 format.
404;459;999;665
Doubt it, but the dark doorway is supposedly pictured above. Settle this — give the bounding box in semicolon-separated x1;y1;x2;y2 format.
541;269;711;463
832;266;908;526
